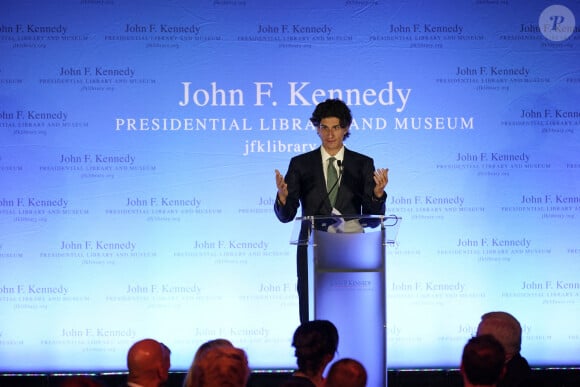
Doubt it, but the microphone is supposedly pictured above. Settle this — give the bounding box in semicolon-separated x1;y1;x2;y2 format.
315;159;343;216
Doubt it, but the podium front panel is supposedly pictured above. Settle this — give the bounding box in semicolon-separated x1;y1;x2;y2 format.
315;271;386;387
314;228;385;271
310;229;387;387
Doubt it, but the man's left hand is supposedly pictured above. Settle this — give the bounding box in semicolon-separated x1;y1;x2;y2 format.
373;168;389;198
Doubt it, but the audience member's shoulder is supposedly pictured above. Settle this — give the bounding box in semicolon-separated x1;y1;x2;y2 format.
58;375;107;387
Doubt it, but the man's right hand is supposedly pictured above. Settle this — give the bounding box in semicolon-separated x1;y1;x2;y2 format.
275;169;288;205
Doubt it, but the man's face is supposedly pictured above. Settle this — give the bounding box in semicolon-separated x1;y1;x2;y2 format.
317;117;348;155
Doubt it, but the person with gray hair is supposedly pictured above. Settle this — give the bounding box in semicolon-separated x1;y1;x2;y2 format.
476;311;533;387
185;344;250;387
182;338;233;387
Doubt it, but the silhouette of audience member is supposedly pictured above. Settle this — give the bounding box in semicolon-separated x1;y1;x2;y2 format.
476;311;532;387
183;338;234;387
325;358;367;387
461;335;506;387
59;375;107;387
185;344;250;387
127;338;171;387
279;377;318;387
285;320;339;387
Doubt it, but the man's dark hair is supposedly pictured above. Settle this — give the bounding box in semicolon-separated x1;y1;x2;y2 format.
292;320;339;375
462;334;506;385
309;99;352;139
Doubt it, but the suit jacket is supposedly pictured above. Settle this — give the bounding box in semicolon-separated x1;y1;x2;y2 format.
499;353;533;387
274;147;386;223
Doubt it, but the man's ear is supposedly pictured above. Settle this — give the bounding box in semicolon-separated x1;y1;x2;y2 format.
157;362;169;382
343;126;350;139
322;353;335;368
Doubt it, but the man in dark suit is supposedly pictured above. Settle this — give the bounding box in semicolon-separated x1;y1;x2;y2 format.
476;311;534;387
274;98;389;323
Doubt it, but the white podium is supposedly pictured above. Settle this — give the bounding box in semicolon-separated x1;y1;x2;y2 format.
291;215;401;387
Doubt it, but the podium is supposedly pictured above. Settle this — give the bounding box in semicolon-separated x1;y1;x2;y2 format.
291;215;401;387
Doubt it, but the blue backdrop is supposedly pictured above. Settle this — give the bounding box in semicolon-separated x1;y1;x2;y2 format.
1;0;579;372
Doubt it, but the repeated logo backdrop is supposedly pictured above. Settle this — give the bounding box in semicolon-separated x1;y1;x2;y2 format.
1;0;579;372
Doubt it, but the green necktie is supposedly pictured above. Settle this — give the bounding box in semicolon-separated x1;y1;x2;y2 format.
326;157;339;206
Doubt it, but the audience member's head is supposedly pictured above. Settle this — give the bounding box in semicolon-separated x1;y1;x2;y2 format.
193;338;233;364
292;319;339;384
186;344;250;387
325;358;367;387
476;311;522;361
183;338;234;387
461;335;506;387
127;338;171;387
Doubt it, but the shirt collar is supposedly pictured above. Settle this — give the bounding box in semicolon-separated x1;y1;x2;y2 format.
320;146;345;163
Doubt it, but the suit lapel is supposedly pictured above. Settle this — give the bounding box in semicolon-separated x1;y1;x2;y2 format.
311;150;329;207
